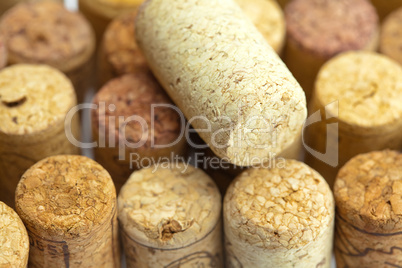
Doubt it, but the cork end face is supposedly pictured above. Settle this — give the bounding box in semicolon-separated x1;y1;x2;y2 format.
15;155;116;240
118;163;221;249
334;150;402;233
0;201;29;268
380;7;402;66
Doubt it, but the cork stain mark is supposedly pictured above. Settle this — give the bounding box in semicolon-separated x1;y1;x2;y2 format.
62;244;70;268
316;257;326;267
161;219;193;241
1;96;27;107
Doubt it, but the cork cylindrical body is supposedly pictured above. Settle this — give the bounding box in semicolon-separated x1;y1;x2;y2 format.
118;163;223;268
224;160;334;268
370;0;402;20
380;7;402;66
305;51;402;187
0;64;80;208
284;0;379;102
15;155;120;268
0;201;29;268
135;0;307;167
0;1;95;103
334;150;402;267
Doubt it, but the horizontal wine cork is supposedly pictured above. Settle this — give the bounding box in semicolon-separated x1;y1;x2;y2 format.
370;0;402;20
15;155;120;268
334;150;402;267
305;51;402;187
0;201;29;267
224;160;334;267
136;0;307;167
0;1;95;103
92;74;187;192
118;163;223;267
0;64;80;208
284;0;379;101
380;7;402;66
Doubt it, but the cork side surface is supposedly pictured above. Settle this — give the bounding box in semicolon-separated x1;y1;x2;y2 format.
118;163;221;249
0;201;29;268
380;7;402;66
285;0;378;58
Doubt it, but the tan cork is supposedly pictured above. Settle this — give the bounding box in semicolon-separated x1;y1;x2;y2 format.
15;155;120;268
224;160;334;268
135;0;307;167
371;0;402;20
334;150;402;267
305;51;402;187
284;0;379;102
380;7;402;66
0;201;29;268
118;163;223;267
0;64;80;208
0;1;95;103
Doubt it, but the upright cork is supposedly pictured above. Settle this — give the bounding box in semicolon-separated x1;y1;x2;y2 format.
284;0;379;102
305;51;402;187
136;0;307;167
0;201;29;268
224;160;334;267
118;163;223;267
15;155;120;268
0;64;80;208
334;150;402;267
380;7;402;66
0;1;95;103
371;0;402;20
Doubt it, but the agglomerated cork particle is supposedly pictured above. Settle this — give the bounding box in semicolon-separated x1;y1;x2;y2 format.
380;7;402;66
286;0;378;58
0;201;29;268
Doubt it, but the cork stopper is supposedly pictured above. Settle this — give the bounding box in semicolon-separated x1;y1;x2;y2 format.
380;7;402;65
315;51;402;135
334;150;402;233
0;64;76;137
118;163;221;249
0;1;95;72
0;201;29;267
15;155;116;241
285;0;378;58
224;160;333;250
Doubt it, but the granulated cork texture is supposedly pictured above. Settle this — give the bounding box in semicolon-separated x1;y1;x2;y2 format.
135;0;307;166
380;7;402;66
224;160;334;267
334;150;402;267
0;201;29;268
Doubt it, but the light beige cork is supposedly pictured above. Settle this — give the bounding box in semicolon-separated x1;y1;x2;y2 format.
224;160;334;268
305;51;402;187
118;163;223;267
0;1;95;103
0;201;29;268
0;64;80;208
135;0;307;167
15;155;120;268
371;0;402;20
334;150;402;267
380;7;402;66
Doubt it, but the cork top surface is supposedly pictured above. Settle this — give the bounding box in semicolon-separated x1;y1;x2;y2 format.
118;163;221;249
103;10;149;76
315;51;402;131
0;64;76;136
234;0;285;53
0;1;94;72
285;0;378;58
380;7;402;65
92;74;182;149
224;160;334;249
15;155;116;240
334;150;402;233
0;202;29;267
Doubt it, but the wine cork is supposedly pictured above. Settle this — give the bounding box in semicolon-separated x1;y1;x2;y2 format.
92;74;187;192
284;0;379;102
135;0;307;167
224;160;334;267
305;51;402;187
334;150;402;267
0;201;29;268
0;1;95;103
234;0;285;54
371;0;402;20
15;155;121;268
0;64;80;208
118;163;223;268
380;7;402;66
